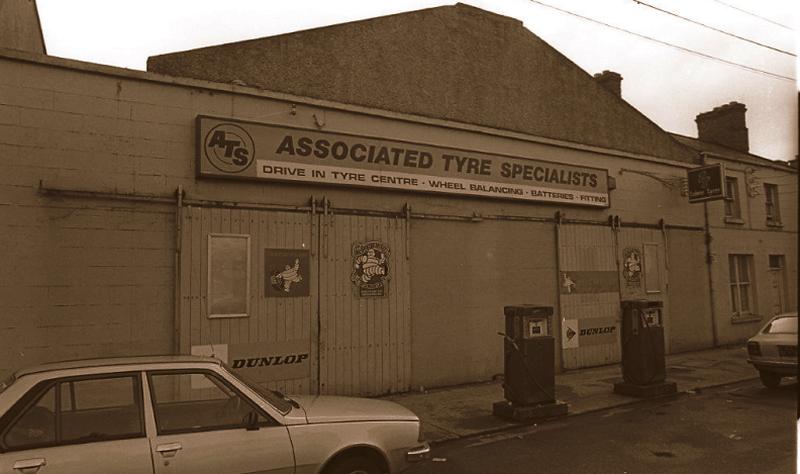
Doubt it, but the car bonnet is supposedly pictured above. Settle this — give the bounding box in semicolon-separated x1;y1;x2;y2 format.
289;395;418;424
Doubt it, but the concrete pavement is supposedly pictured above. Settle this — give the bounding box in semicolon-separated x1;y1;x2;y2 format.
382;345;764;443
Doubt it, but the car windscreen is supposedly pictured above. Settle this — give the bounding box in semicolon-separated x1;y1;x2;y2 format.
221;366;293;414
763;316;797;334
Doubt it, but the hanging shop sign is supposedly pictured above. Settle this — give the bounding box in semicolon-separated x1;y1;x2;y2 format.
687;163;725;203
265;249;310;297
197;116;610;207
351;240;390;297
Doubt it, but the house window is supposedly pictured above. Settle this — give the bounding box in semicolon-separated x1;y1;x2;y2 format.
724;177;741;219
764;183;780;225
729;254;756;318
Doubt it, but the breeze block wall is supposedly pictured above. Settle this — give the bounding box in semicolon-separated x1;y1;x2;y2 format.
0;56;184;377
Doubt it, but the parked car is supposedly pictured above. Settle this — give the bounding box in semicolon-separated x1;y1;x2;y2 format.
746;312;798;388
0;356;430;473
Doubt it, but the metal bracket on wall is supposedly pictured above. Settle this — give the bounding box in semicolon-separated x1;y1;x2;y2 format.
322;197;330;259
310;195;316;257
608;214;622;230
619;168;687;195
313;111;326;129
404;203;411;260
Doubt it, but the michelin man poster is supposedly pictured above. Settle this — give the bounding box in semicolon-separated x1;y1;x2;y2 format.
265;249;310;297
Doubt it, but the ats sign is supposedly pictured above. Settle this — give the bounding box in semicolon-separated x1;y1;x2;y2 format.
687;164;725;203
197;116;610;207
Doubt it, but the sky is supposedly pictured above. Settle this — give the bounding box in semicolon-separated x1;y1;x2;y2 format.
35;0;798;162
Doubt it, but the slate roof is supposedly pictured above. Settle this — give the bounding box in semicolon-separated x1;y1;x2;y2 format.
149;3;696;163
671;134;797;171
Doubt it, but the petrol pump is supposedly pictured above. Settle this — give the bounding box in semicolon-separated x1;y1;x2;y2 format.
613;299;677;397
493;305;568;421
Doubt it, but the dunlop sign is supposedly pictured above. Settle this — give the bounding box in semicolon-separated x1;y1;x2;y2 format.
197;116;610;207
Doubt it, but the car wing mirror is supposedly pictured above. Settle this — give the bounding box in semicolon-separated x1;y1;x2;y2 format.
245;411;260;431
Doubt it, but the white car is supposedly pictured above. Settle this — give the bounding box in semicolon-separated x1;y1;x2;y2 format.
0;356;430;473
746;312;798;388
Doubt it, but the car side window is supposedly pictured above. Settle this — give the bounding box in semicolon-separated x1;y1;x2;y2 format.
1;374;143;452
3;384;56;450
148;371;275;435
59;376;144;443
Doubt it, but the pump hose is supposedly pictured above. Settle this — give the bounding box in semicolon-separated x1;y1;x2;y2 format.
498;332;555;402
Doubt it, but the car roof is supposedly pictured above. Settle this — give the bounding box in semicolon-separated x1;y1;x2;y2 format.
14;355;222;378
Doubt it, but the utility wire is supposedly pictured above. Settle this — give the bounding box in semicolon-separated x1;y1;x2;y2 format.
523;0;796;82
633;0;795;57
708;0;793;31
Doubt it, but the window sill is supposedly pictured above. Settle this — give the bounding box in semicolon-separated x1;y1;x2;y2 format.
731;314;762;324
766;221;783;228
724;217;744;225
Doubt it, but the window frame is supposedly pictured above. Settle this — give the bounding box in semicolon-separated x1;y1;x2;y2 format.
146;369;277;436
729;254;757;319
763;183;781;225
0;372;146;453
723;176;742;220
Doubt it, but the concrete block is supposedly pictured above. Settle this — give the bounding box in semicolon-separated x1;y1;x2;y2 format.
20;63;120;99
0;60;23;86
54;92;119;118
0;104;21;125
131;102;190;125
119;80;194;108
194;89;235;116
20;108;84;132
125;120;189;142
0;84;53;109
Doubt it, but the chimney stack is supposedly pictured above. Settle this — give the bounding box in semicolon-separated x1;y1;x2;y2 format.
695;102;749;153
593;70;622;97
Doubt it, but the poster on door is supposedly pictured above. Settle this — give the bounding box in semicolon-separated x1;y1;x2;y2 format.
265;249;310;297
351;240;390;297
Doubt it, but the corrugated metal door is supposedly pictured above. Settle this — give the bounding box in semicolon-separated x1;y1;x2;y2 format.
180;206;317;395
559;224;621;369
318;212;411;396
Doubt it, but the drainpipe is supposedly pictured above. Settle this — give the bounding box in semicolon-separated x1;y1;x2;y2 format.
173;186;184;354
703;202;719;347
554;211;564;372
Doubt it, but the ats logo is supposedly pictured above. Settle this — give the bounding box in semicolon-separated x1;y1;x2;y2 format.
204;123;255;173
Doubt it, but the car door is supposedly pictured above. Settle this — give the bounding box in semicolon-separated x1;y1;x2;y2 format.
145;370;294;474
0;374;154;474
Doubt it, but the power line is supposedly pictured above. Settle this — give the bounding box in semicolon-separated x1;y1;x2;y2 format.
633;0;795;57
708;0;793;31
523;0;796;82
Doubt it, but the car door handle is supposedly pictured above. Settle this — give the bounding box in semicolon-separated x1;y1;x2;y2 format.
156;442;183;458
13;458;46;473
